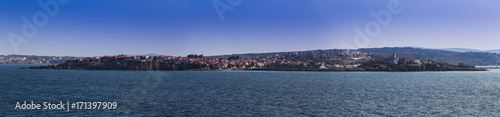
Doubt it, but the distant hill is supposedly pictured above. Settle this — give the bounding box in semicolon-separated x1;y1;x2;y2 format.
209;52;282;59
438;48;500;54
357;47;500;65
113;53;164;56
487;49;500;54
209;49;345;58
209;47;500;65
439;48;482;53
410;47;500;54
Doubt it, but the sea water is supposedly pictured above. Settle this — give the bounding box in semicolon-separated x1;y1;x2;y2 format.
1;64;500;116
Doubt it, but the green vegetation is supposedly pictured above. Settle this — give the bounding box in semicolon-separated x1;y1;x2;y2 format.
358;47;500;65
227;56;241;60
187;54;203;58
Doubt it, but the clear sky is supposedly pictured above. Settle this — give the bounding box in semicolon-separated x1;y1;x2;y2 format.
1;0;499;57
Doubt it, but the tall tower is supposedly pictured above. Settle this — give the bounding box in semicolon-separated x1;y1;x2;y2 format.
390;53;398;64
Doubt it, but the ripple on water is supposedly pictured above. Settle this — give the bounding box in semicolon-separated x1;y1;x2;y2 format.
1;65;500;116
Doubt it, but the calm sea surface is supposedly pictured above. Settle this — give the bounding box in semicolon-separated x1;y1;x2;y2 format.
2;64;500;116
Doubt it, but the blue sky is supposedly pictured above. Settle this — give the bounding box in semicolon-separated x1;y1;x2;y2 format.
1;0;499;57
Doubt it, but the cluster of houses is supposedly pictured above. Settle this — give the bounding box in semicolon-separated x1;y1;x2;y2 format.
68;54;317;69
0;56;26;61
0;55;67;64
5;51;428;69
273;50;368;60
62;50;372;70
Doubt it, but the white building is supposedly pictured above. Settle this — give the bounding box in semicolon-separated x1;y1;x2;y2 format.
384;53;399;64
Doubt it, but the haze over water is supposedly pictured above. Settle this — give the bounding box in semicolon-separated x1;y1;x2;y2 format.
1;64;500;116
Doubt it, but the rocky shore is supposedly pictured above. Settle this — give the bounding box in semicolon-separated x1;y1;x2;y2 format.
23;61;487;71
359;64;486;71
22;60;213;71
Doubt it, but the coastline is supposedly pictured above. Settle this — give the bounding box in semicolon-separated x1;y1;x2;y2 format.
22;65;487;72
18;54;488;72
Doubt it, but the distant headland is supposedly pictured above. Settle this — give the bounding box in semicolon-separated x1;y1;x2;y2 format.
22;49;487;71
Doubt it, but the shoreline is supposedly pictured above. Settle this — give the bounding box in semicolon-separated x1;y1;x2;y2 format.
21;67;488;72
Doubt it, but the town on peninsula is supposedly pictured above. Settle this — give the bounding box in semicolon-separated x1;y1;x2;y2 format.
21;48;487;71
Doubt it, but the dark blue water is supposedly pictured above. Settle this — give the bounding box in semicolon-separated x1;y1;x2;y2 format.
1;64;500;116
